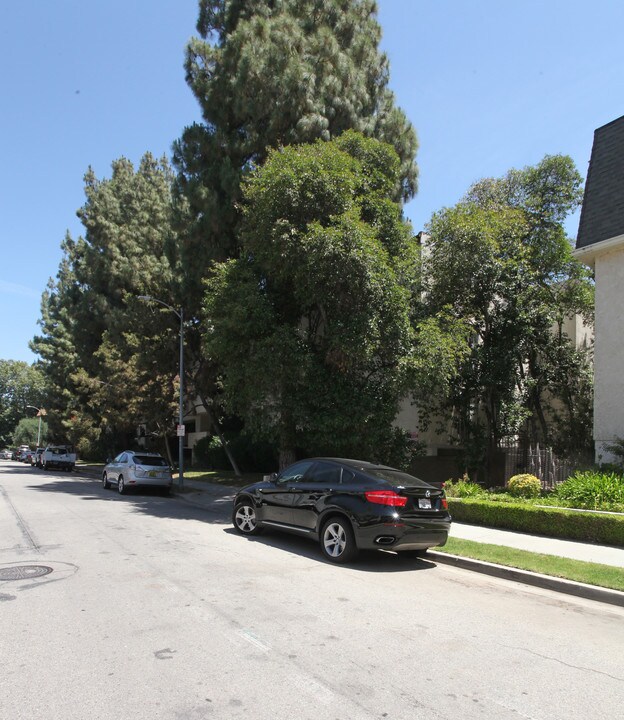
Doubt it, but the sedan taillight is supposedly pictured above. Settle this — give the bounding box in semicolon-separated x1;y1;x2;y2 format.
365;490;408;507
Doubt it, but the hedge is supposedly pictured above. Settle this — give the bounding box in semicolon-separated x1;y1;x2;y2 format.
448;498;624;548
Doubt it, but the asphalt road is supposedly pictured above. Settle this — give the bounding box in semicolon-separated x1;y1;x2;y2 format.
1;461;623;720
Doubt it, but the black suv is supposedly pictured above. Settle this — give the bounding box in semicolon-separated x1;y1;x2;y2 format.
232;458;451;563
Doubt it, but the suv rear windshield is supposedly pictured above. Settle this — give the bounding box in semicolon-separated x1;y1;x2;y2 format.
364;467;429;488
134;455;168;467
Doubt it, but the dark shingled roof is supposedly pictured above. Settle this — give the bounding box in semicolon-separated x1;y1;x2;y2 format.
576;115;624;249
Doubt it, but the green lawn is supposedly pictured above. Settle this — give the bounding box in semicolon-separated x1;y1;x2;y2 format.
436;537;624;592
173;469;263;488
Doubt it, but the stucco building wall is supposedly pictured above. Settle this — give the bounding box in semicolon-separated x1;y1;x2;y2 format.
593;248;624;462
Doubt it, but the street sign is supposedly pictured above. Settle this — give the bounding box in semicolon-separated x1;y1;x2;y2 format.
176;424;186;437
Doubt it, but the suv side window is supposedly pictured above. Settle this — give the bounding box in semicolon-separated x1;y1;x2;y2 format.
278;461;314;484
308;461;342;484
341;468;356;484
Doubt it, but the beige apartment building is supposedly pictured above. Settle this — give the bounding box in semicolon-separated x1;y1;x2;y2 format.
574;114;624;463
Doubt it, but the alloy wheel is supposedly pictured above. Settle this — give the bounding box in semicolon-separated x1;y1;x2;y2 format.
321;518;357;563
323;522;347;558
234;504;257;534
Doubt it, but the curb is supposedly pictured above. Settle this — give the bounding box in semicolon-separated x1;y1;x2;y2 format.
429;551;624;608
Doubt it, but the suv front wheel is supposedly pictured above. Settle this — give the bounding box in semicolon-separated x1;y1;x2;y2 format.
233;501;261;535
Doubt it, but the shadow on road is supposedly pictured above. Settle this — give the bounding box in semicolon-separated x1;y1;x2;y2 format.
222;526;439;574
24;473;231;525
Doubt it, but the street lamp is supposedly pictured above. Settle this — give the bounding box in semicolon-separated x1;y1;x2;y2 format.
26;406;46;446
138;295;185;488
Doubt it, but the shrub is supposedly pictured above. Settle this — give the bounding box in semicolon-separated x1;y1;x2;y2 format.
192;435;223;468
554;470;624;511
507;473;541;498
445;479;486;498
192;433;277;472
447;498;624;547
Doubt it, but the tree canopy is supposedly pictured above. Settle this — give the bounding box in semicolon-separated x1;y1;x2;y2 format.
173;0;418;296
31;154;183;456
0;360;47;447
423;155;593;473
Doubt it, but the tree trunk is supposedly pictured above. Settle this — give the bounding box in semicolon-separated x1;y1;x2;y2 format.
278;410;297;470
279;446;296;471
162;430;175;470
198;395;242;477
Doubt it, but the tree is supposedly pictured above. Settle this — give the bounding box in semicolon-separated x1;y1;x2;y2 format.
32;155;184;457
173;0;418;295
424;155;593;477
204;132;420;468
0;360;47;446
30;237;83;443
171;1;419;469
12;417;48;448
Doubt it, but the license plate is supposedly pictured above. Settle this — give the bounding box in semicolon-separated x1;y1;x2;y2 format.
149;471;156;477
418;498;432;509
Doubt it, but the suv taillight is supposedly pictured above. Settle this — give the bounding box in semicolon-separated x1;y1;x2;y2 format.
365;490;408;507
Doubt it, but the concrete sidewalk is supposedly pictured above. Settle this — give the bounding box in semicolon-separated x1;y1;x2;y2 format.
450;522;624;568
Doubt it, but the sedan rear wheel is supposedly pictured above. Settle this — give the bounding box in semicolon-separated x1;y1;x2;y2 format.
233;501;261;535
118;475;126;495
321;517;357;563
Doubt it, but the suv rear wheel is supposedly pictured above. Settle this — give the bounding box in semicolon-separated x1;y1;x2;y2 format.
320;517;357;563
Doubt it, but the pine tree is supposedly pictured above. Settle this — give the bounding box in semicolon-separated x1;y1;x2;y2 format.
32;155;183;455
173;0;418;298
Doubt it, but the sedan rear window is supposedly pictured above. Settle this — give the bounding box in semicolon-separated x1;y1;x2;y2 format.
133;455;168;467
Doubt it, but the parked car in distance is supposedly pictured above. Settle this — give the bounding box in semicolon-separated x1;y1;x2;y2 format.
18;447;32;462
102;451;173;495
41;445;76;471
0;449;12;459
232;457;451;563
31;448;45;467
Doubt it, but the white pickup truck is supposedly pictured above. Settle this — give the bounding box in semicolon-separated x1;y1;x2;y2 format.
42;445;76;471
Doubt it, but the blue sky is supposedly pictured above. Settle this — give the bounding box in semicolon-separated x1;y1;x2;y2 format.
2;0;623;364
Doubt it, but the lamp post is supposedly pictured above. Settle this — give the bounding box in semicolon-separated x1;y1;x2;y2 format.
26;406;46;446
138;296;185;488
